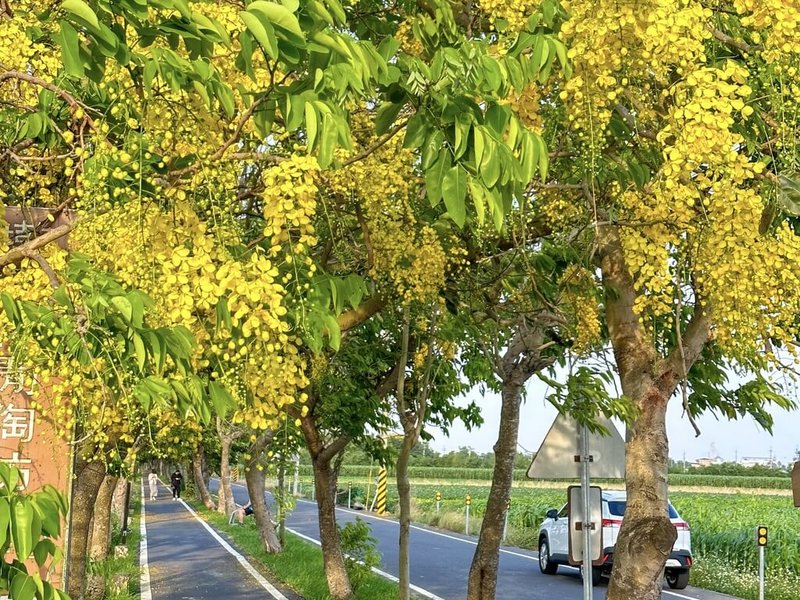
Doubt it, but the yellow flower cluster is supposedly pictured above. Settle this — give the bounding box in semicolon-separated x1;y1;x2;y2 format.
478;0;539;33
73;200;308;432
262;155;319;270
559;265;601;355
734;0;800;61
506;83;543;132
559;0;710;135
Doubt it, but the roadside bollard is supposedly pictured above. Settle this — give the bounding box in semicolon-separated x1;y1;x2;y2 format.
348;482;352;509
465;495;472;535
436;491;441;514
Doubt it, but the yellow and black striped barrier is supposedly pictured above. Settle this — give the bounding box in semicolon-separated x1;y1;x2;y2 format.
375;467;387;515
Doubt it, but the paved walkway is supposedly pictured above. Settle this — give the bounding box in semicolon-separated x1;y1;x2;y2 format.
140;480;293;600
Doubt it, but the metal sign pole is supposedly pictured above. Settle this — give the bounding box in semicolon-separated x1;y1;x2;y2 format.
580;423;592;600
758;544;765;600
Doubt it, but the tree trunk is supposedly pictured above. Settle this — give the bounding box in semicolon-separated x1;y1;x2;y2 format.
192;446;215;509
606;384;677;600
216;420;236;515
397;433;415;600
467;381;522;600
599;223;708;600
111;477;128;520
312;455;352;600
245;435;282;553
66;456;107;600
89;475;118;561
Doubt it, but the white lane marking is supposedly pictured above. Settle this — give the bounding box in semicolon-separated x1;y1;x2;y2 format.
295;499;538;561
139;480;153;600
178;499;288;600
286;527;445;600
663;591;700;600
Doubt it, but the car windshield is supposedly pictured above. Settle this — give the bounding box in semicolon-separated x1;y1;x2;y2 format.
607;500;679;519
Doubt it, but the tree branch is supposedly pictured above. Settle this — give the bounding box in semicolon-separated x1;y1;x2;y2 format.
338;294;385;331
709;27;754;53
341;119;408;168
0;69;95;127
0;223;74;270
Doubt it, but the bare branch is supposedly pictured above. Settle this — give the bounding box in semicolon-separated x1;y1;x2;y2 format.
341;119;408;168
0;223;74;270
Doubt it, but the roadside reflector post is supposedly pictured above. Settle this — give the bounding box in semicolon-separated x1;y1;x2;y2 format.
465;495;472;535
757;525;768;600
376;467;387;515
347;482;352;509
792;461;800;508
435;491;441;514
502;498;510;545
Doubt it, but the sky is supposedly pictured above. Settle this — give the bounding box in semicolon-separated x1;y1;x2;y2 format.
431;373;800;465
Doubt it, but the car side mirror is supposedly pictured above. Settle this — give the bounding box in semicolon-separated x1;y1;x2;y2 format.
546;508;558;520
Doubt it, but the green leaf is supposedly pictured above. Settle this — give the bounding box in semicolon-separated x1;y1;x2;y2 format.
33;539;55;567
323;314;341;350
473;127;486;171
469;179;486;225
209;380;234;418
215;297;232;331
0;497;10;549
239;10;278;59
10;572;36;600
11;498;34;560
403;113;427;149
58;21;84;78
425;149;451;207
305;102;318;150
110;296;133;324
533;133;549;182
133;333;146;373
442;166;467;228
62;0;100;30
375;102;403;136
248;1;305;46
0;293;21;324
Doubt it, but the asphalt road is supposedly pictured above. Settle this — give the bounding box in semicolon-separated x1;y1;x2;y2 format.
143;480;297;600
215;480;741;600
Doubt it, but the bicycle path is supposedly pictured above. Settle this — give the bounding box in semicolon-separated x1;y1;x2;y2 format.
140;479;296;600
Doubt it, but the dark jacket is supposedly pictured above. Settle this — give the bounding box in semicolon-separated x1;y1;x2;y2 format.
170;471;183;489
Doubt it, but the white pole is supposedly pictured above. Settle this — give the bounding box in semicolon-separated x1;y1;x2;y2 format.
502;510;509;545
465;504;471;535
580;423;592;600
758;544;765;600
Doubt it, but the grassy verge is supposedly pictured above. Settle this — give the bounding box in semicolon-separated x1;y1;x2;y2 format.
689;555;800;600
88;485;141;600
187;499;409;600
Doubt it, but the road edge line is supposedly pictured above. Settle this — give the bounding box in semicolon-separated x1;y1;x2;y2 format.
178;499;289;600
286;527;445;600
139;480;153;600
296;499;538;561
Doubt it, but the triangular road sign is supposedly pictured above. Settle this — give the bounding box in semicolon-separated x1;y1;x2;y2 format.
527;413;626;479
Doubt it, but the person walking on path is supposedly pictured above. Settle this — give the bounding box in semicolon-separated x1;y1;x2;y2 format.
148;469;159;501
170;469;183;500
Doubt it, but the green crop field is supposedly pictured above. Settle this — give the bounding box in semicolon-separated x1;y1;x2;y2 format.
320;479;800;600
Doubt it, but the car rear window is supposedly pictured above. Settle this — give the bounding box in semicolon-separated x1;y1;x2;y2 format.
607;501;679;519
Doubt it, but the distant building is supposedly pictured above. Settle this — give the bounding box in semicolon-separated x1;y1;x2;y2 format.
738;456;779;468
691;456;723;468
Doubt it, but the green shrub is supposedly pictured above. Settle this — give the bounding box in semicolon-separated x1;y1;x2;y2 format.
338;517;380;590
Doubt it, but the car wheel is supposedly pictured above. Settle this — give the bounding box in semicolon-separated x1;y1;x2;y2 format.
580;565;603;586
538;538;558;574
666;570;690;590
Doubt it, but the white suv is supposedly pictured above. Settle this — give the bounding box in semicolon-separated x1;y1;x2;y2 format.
537;490;692;589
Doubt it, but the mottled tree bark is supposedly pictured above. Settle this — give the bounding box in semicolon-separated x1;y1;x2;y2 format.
245;433;282;553
192;446;215;509
66;456;107;600
216;419;237;515
89;474;118;561
311;455;352;600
